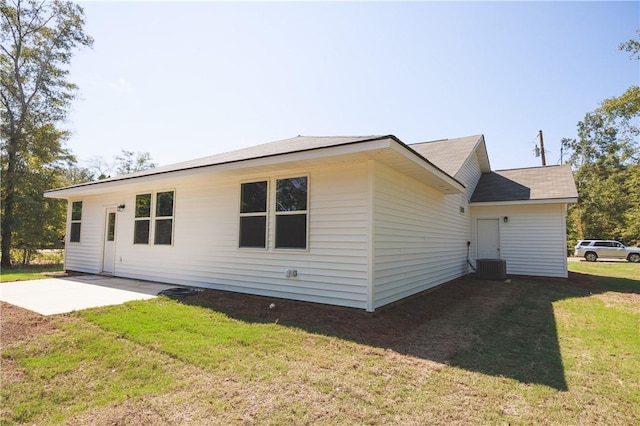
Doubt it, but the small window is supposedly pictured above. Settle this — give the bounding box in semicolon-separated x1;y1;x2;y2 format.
134;193;151;244
275;177;308;249
239;181;267;248
70;201;82;243
154;191;174;245
107;212;116;241
579;241;591;246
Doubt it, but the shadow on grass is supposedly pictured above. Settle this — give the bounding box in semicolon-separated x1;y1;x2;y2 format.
177;271;639;392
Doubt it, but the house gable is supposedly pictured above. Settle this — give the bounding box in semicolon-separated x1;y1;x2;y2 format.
409;134;491;178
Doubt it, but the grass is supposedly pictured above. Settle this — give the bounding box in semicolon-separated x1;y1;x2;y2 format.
0;264;64;282
569;259;640;291
2;263;639;425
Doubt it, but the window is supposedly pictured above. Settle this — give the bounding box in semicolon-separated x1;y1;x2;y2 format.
134;193;151;244
70;201;82;243
275;176;308;249
239;181;267;248
107;212;116;241
134;191;175;245
154;191;174;245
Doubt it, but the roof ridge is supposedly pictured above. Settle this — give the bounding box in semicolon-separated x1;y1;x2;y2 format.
493;164;571;172
409;134;483;146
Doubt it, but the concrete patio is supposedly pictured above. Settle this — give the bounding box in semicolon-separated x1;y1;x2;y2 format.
0;275;179;315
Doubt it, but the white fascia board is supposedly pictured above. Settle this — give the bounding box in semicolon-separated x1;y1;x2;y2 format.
469;197;578;207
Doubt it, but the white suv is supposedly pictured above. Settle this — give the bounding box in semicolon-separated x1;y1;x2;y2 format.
574;240;640;263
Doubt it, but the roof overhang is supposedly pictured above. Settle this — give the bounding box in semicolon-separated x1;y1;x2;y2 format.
45;136;465;199
469;197;578;207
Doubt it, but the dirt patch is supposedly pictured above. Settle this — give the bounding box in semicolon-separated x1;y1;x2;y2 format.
594;292;640;314
0;302;57;347
43;270;85;279
1;302;59;387
181;277;508;354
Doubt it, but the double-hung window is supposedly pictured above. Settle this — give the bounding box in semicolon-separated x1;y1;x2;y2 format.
154;191;174;245
238;177;308;250
239;181;268;248
275;177;308;249
69;201;82;243
134;191;174;245
134;194;152;244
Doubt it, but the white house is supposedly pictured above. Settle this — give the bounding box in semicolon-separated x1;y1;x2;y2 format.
45;134;578;311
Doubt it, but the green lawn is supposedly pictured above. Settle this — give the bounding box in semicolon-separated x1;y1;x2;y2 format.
0;264;64;282
1;262;638;425
569;259;640;291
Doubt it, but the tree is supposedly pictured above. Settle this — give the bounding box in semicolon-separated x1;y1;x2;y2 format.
11;125;72;263
86;154;112;179
1;0;92;267
114;149;156;175
619;29;640;60
563;32;640;247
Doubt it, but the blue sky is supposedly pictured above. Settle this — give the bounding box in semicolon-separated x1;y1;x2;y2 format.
68;1;639;171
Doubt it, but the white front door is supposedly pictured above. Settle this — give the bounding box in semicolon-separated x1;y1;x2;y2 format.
477;219;500;259
102;208;116;274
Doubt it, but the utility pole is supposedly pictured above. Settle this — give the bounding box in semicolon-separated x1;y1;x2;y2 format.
538;130;546;166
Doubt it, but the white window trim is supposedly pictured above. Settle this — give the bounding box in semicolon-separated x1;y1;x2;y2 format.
69;200;82;243
134;189;176;246
273;175;309;251
237;175;310;251
238;179;269;250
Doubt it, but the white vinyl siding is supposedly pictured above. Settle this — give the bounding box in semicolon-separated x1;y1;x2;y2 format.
372;162;472;309
455;151;483;201
470;204;568;278
65;162;371;310
64;195;114;273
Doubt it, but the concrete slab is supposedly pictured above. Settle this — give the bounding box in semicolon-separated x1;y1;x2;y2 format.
0;275;179;316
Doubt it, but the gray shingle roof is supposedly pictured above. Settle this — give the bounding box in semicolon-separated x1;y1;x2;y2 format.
470;165;578;203
113;135;391;180
409;135;485;176
47;135;393;192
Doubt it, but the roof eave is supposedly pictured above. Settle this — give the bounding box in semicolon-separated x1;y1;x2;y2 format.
388;140;465;194
469;197;578;206
45;135;465;198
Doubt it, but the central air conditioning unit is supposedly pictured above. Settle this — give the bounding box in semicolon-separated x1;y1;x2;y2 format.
476;259;507;280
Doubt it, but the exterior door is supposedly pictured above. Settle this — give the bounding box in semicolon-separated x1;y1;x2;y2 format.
102;208;116;274
477;219;500;259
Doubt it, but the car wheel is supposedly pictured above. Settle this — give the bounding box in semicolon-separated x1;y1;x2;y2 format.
628;253;640;263
585;252;598;262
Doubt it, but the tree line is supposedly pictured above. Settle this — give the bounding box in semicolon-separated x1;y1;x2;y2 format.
563;31;640;249
1;0;154;266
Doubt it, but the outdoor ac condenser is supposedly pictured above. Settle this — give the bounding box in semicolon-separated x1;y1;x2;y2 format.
476;259;507;280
